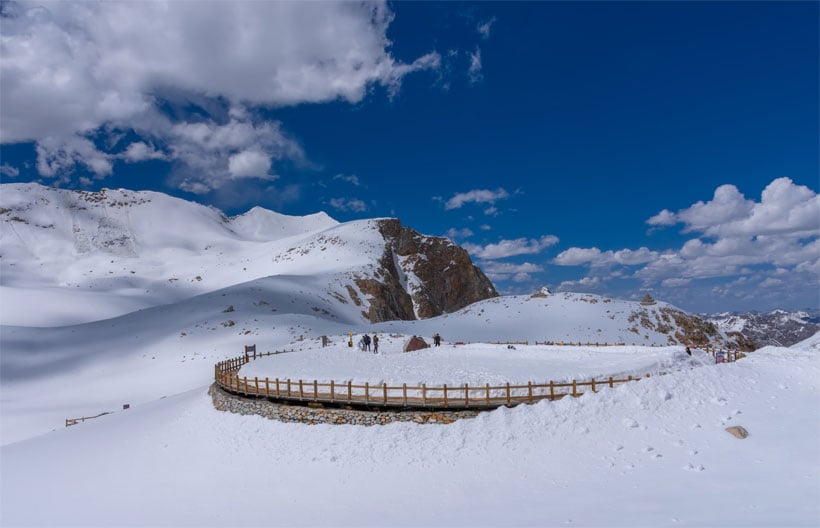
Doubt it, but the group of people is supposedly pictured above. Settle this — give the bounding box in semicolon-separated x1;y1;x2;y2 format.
358;333;379;354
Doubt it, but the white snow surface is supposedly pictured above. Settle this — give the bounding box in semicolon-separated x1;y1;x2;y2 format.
1;183;818;526
2;337;818;527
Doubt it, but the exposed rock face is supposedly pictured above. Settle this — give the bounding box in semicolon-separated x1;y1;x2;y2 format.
355;219;498;322
404;336;430;352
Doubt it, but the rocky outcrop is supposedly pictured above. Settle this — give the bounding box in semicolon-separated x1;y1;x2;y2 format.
404;336;429;352
355;219;498;322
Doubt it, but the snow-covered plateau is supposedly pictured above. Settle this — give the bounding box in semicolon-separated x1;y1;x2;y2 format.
1;184;818;526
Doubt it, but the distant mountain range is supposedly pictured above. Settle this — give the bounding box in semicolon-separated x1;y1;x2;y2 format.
3;183;811;354
703;310;819;348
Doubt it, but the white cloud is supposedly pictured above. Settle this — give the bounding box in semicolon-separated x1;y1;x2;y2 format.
463;235;559;259
328;197;367;213
333;174;360;186
121;142;166;163
480;261;543;283
228;150;272;179
443;188;509;210
477;17;496;39
553;246;658;267
468;47;483;84
557;276;601;292
647;178;819;239
646;209;676;226
0;163;20;178
661;278;691;288
35;135;112;178
1;1;440;189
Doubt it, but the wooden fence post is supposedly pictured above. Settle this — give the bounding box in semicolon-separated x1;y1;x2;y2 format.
609;376;613;388
422;384;427;406
254;376;259;395
528;382;533;403
572;380;577;397
265;378;270;396
348;381;352;403
275;378;280;396
485;383;490;406
299;380;304;399
287;379;291;397
365;382;369;405
465;383;469;406
443;384;448;408
313;380;318;401
330;380;335;401
506;383;511;405
383;383;387;404
403;384;407;406
591;378;596;392
549;380;554;400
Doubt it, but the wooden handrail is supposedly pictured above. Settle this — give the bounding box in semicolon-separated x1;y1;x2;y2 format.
214;345;744;410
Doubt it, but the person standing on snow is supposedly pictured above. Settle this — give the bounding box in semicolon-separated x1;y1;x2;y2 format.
363;334;371;351
373;335;379;354
686;346;692;356
433;333;441;346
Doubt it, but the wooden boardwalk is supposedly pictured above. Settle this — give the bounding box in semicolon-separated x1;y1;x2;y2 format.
213;344;745;411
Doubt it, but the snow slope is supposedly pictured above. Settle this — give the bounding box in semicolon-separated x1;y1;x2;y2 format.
1;337;817;527
0;183;341;326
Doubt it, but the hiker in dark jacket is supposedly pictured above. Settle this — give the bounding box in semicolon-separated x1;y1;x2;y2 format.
373;335;379;354
433;333;441;346
363;334;371;351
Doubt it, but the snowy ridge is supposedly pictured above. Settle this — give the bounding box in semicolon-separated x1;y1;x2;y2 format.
704;309;820;347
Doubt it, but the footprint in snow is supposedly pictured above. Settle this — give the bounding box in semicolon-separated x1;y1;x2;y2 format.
683;463;705;472
622;418;639;428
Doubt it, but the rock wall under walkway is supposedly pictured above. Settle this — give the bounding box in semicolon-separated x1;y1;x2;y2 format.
209;384;480;426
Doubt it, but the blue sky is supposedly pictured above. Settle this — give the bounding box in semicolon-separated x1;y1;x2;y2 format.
1;1;818;313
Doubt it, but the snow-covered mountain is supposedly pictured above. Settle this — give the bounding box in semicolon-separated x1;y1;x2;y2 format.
2;183;818;525
0;183;496;326
704;309;820;348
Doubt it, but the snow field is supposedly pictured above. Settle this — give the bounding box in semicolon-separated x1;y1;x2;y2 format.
1;341;817;527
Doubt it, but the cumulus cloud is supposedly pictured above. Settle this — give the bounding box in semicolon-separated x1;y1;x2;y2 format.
553;247;658;267
0;1;440;190
480;261;543;283
120;142;166;163
463;235;559;259
443;188;509;210
559;177;819;308
228;150;272;179
557;276;602;292
646;209;676;226
647;178;818;238
328;197;367;213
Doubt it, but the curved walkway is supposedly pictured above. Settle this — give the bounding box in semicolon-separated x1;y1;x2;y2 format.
213;345;745;411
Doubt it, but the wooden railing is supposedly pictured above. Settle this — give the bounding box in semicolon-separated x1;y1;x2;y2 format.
214;344;745;411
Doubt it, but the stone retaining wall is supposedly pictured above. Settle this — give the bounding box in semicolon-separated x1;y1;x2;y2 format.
209;384;480;426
